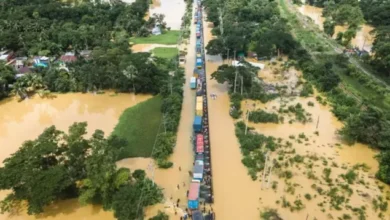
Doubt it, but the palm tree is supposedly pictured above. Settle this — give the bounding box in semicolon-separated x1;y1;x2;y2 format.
12;81;27;100
122;64;138;93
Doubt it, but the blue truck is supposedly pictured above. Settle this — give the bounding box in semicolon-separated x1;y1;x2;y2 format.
196;58;203;69
193;115;202;132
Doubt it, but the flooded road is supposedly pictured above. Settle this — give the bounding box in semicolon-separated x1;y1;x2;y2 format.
149;0;185;30
298;4;375;51
0;92;151;220
203;18;262;220
118;3;198;218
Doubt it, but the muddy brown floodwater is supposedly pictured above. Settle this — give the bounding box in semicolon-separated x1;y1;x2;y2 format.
202;17;263;220
149;0;185;30
0;92;151;220
298;4;375;52
202;10;389;219
118;3;198;219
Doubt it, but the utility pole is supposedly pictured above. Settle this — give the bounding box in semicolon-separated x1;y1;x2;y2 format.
240;75;243;95
245;110;250;135
316;115;320;130
148;162;155;186
234;50;237;93
227;48;230;64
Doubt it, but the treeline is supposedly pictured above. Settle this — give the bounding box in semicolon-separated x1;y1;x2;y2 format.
359;0;390;77
0;0;171;100
0;0;150;55
304;0;390;78
210;63;277;118
0;122;163;219
203;0;296;58
205;0;390;184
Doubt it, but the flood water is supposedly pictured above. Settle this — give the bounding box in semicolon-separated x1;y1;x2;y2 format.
0;92;151;220
298;4;375;52
118;3;197;218
202;18;263;220
149;0;185;30
201;10;389;218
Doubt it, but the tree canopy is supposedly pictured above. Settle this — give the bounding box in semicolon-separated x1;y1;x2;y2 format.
0;122;163;217
203;0;296;58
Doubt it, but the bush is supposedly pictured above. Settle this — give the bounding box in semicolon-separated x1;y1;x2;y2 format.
300;83;314;97
249;110;279;123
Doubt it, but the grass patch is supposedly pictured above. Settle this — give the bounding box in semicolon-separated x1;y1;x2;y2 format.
152;47;178;59
131;31;180;45
112;96;163;159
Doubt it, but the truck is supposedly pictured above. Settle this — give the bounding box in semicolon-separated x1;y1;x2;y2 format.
190;77;197;89
188;180;200;209
193;68;200;78
193;160;204;180
193;115;202;132
195;153;204;161
196;31;201;38
192;210;204;220
196;80;203;96
196;100;203;116
196;134;204;154
196;58;203;69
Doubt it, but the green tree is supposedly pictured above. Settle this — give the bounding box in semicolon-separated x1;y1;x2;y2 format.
323;19;335;36
112;179;163;220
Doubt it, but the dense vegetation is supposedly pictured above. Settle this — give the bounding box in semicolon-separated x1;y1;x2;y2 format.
0;0;172;100
359;0;390;78
248;110;279;124
304;0;390;79
203;0;297;58
0;123;163;218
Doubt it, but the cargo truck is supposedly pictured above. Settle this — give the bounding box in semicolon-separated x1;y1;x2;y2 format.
190;77;197;89
193;116;202;132
193;160;204;180
188;180;200;209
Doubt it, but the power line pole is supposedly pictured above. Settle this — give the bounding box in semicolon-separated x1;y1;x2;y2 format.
240;75;243;95
234;50;237;93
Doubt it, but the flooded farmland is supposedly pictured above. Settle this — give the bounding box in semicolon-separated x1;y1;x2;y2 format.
202;10;390;219
298;4;375;52
149;0;185;30
0;92;151;220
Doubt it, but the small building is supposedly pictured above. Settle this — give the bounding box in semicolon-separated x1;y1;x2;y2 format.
80;50;92;60
151;26;161;35
60;52;77;63
14;57;28;69
33;56;50;68
0;50;14;62
17;66;31;74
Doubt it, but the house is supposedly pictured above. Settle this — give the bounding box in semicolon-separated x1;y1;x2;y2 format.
17;66;31;74
152;26;161;35
14;57;28;69
80;50;92;60
0;50;15;62
33;56;50;68
60;52;77;63
247;51;257;59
